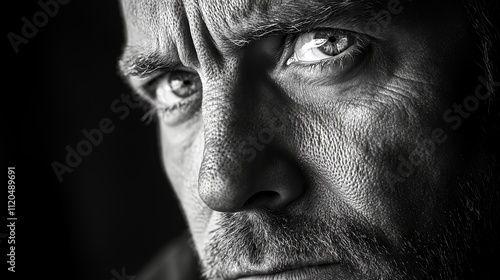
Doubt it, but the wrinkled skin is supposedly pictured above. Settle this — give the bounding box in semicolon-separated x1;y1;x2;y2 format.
119;0;498;279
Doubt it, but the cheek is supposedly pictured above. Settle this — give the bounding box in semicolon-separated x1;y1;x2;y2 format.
287;82;459;243
159;120;212;252
340;103;454;238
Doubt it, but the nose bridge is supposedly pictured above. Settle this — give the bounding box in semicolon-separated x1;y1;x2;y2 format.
198;72;255;209
180;0;229;75
197;60;306;213
180;0;258;210
185;1;305;212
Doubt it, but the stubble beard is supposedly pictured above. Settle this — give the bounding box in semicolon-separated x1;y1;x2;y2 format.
197;163;497;280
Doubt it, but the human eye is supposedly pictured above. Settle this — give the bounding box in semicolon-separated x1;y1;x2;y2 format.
285;29;369;71
140;70;202;125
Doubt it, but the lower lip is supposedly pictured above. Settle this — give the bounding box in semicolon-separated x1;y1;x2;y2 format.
237;264;353;280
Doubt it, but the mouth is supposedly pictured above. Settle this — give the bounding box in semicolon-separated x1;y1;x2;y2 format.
235;263;352;280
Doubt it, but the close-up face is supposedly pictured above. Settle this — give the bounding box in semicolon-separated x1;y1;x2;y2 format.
119;0;498;279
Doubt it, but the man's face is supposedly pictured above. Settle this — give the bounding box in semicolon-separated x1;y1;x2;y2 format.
120;0;493;279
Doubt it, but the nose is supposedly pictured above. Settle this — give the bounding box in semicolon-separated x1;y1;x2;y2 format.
197;86;305;213
199;145;306;212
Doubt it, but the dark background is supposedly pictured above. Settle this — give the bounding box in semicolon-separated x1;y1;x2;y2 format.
4;1;186;279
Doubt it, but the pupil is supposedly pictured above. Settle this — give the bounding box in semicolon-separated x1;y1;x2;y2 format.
328;36;336;43
168;72;201;98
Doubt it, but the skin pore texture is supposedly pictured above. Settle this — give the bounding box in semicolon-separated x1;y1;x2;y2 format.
119;0;499;279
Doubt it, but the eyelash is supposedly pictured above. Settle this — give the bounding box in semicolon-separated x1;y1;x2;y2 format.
135;74;202;124
290;48;361;72
132;90;162;124
133;29;369;122
283;30;369;72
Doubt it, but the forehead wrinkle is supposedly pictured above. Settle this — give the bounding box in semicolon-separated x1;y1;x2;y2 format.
123;0;171;40
196;0;277;48
121;0;200;70
196;0;382;48
119;0;385;77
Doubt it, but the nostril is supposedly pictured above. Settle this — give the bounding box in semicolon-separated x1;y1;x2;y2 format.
244;191;281;209
198;147;305;212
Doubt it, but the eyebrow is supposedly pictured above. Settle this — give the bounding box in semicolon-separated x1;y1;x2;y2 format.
226;0;382;45
118;0;383;78
118;46;183;78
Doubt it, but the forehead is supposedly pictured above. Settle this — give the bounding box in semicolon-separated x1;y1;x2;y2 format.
122;0;276;29
120;0;381;43
119;0;388;76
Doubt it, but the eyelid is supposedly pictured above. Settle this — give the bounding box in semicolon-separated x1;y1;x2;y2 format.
281;28;370;69
133;66;199;98
131;69;203;126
